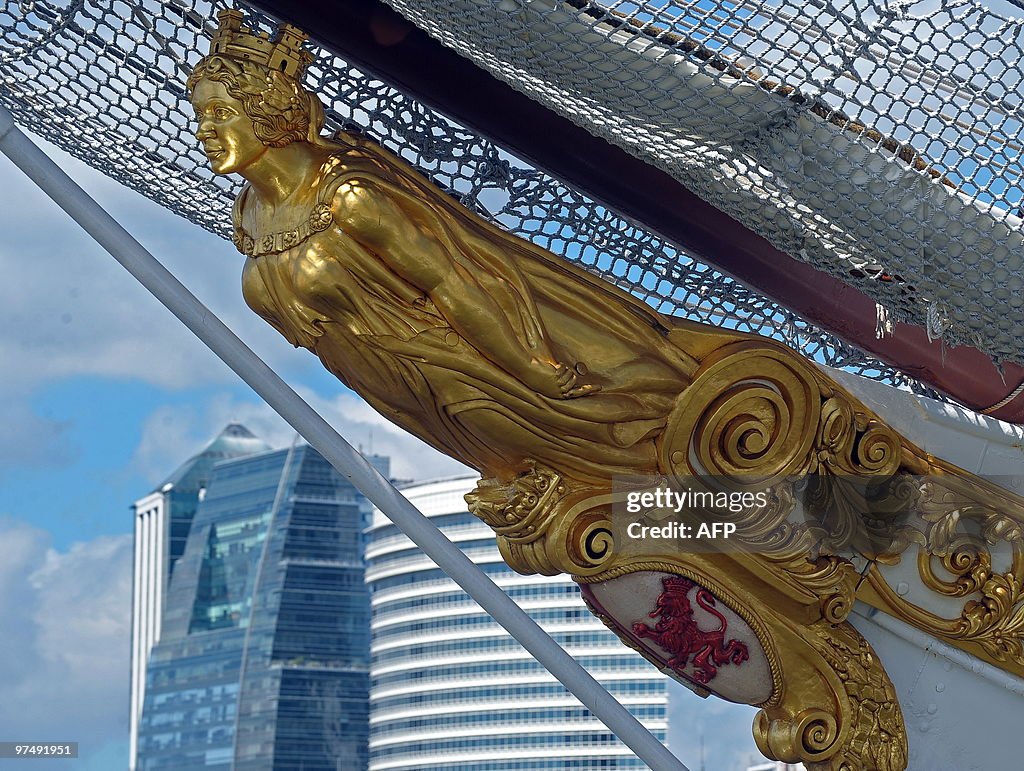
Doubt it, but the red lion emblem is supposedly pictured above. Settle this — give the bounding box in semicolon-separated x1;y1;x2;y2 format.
632;575;749;683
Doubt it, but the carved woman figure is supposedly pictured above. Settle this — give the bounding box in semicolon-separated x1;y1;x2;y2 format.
184;21;1024;771
187;11;710;485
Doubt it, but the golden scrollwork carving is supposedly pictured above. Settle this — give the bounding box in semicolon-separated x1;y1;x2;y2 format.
859;474;1024;674
467;469;617;576
656;340;904;491
756;619;907;771
658;342;822;487
582;557;905;771
189;12;1024;770
464;463;567;540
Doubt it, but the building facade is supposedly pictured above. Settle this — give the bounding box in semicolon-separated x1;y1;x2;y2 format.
130;424;271;769
364;477;671;771
134;437;388;770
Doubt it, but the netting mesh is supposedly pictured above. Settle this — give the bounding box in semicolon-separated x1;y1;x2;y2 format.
0;0;946;396
386;0;1024;363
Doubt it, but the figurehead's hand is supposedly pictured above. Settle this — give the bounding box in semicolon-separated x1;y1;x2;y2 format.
524;359;600;399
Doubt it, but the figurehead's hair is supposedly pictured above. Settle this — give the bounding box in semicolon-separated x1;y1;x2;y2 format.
186;9;330;148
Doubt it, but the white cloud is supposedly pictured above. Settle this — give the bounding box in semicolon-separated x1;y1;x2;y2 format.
130;386;472;487
1;132;479;485
0;135;316;470
0;155;314;381
0;149;234;389
0;518;132;768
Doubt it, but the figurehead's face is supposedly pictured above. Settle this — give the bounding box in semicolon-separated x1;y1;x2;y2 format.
191;78;268;176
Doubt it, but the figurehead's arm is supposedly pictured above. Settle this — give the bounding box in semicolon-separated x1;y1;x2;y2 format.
331;175;594;399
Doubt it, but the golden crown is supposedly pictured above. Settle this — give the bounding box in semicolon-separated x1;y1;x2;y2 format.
208;9;313;80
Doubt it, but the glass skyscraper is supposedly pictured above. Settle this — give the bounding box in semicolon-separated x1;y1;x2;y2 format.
130;424;271;768
135;438;388;770
365;477;669;771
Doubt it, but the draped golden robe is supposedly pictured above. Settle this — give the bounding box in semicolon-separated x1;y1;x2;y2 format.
236;135;707;482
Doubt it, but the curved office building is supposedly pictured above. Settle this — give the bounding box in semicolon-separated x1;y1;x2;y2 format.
136;441;389;771
365;477;669;771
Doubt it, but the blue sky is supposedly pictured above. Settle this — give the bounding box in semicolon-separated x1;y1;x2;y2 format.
0;132;766;770
0;134;469;770
0;135;471;548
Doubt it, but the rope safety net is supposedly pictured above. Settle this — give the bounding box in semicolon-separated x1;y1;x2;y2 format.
388;0;1024;362
0;0;958;394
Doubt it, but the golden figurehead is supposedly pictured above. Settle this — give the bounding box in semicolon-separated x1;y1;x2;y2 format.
187;9;712;486
187;11;1024;771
